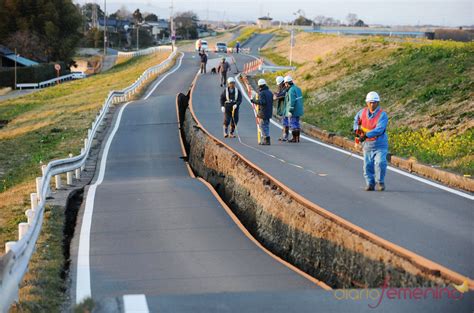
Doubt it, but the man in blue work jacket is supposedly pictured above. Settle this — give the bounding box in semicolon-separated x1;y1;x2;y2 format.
353;91;389;191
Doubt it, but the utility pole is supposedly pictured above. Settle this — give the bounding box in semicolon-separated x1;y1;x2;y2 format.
103;0;107;56
136;24;140;50
289;12;297;67
14;48;17;90
170;0;175;51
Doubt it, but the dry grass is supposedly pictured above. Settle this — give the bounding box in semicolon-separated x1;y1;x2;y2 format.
271;32;357;64
0;51;172;246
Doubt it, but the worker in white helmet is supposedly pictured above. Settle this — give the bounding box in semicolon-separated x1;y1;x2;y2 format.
220;77;242;138
251;78;274;145
274;76;290;141
353;91;389;191
283;76;304;143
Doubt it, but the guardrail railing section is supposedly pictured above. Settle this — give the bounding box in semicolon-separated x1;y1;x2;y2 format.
0;47;178;312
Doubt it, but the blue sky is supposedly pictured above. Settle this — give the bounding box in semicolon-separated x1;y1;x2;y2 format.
87;0;473;26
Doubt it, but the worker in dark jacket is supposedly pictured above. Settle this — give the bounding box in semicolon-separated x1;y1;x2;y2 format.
274;76;289;141
199;51;207;74
251;79;274;145
220;77;242;138
217;57;231;87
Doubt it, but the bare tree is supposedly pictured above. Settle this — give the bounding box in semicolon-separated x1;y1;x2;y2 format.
6;30;48;62
346;13;358;26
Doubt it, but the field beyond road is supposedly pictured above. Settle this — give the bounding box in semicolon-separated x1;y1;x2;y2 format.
257;31;473;176
0;51;171;246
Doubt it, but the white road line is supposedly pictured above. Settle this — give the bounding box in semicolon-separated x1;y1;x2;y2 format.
76;100;131;304
235;78;473;200
144;52;184;100
76;56;185;304
123;294;150;313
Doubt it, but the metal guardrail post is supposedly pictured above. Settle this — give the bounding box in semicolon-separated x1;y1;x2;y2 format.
0;47;179;312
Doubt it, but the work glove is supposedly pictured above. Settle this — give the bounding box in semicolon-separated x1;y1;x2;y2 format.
221;107;225;113
233;104;237;110
288;112;292;117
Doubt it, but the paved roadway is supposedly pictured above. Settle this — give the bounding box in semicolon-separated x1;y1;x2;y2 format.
73;52;319;308
192;34;474;279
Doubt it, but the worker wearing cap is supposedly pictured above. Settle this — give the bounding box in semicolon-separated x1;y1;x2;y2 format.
284;76;304;143
274;76;290;141
251;79;274;145
353;91;389;191
220;77;242;138
199;51;208;74
217;57;231;87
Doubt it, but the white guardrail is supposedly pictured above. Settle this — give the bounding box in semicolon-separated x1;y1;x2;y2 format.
16;46;171;90
16;74;76;90
0;46;176;313
117;45;172;58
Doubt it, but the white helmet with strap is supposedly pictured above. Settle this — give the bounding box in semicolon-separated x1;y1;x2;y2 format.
365;91;380;102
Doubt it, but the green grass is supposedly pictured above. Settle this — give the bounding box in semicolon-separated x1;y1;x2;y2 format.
0;51;173;246
258;38;474;175
260;49;302;67
10;206;66;312
228;26;261;47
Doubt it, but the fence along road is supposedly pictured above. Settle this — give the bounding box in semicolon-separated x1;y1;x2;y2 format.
191;34;474;280
0;46;176;313
72;51;320;307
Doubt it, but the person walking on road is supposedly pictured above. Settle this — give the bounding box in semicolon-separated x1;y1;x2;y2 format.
274;76;289;141
217;57;231;87
220;77;242;138
353;91;389;192
284;76;304;143
251;79;274;145
199;51;208;74
236;41;241;53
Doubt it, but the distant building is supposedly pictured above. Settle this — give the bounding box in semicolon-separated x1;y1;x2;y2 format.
98;18;131;32
257;16;273;29
0;45;39;68
146;19;170;40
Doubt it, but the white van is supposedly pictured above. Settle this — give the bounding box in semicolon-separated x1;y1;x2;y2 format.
195;39;208;52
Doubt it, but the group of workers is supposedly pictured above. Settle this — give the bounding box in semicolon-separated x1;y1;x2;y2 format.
204;48;388;191
220;74;304;146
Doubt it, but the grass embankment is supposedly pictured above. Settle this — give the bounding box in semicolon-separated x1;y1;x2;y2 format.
0;51;171;246
9;205;66;312
257;32;474;175
228;26;279;47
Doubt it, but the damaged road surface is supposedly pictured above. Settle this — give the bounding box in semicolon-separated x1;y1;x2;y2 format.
70;52;325;312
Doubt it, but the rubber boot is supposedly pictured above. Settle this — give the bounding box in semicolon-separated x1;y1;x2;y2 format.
278;127;289;141
289;130;298;143
296;130;301;143
223;126;229;138
260;137;270;145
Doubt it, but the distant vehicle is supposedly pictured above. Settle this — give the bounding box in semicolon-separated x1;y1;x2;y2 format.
215;42;227;52
71;71;87;79
195;39;209;51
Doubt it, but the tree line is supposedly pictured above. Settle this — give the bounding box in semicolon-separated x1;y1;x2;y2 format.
0;0;82;62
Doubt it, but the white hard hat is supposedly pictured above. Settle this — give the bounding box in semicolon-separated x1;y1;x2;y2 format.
227;77;236;84
284;75;293;83
276;76;284;85
365;91;380;102
257;79;267;86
